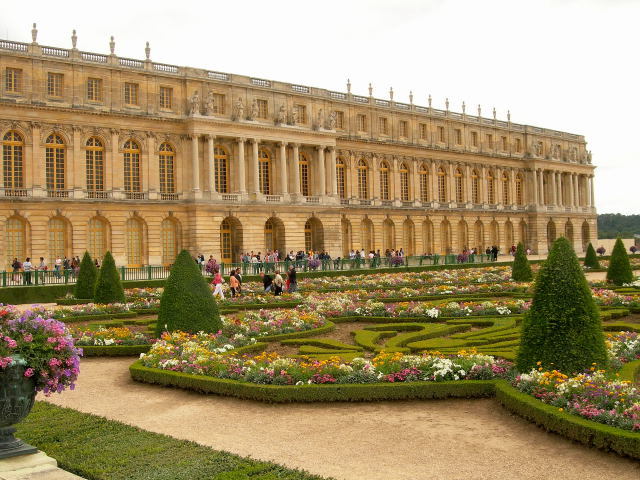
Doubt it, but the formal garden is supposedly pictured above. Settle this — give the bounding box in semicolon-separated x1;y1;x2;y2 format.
1;239;640;478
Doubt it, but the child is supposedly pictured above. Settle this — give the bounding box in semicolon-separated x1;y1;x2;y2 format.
211;270;225;299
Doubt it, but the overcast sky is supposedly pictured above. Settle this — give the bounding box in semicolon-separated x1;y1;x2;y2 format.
2;0;637;214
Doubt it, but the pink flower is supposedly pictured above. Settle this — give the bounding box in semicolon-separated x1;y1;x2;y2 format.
23;334;33;342
24;368;34;378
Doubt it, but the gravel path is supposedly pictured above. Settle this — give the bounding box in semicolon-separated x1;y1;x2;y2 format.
41;358;639;480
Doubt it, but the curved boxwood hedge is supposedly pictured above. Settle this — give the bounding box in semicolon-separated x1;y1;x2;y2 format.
81;345;151;357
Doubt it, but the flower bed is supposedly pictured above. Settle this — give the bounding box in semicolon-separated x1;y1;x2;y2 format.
333;299;531;318
73;327;153;347
592;289;640;309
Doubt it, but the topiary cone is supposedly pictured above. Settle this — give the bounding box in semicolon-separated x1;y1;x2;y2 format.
93;251;125;304
606;238;633;286
74;251;98;299
511;242;533;282
583;242;600;269
156;249;222;336
516;236;607;374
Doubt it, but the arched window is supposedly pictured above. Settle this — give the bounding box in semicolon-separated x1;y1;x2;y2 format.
383;219;395;251
126;218;144;266
357;159;369;199
304;220;312;252
399;162;410;201
379;161;390;200
2;131;24;189
502;172;510;205
85;137;104;193
6;217;26;267
161;218;179;265
304;218;324;252
336;157;346;199
258;148;271;195
437;167;447;203
159;142;176;194
471;169;480;204
214;146;229;193
265;219;274;251
88;217;107;260
515;174;524;205
299;152;310;196
419;163;429;202
220;219;232;263
123;140;141;196
45;134;65;192
49;217;68;261
361;219;374;252
487;171;496;204
454;168;464;203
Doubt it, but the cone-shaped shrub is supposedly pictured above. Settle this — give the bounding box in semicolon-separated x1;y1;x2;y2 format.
511;242;533;281
73;251;98;299
606;238;633;286
583;242;600;269
517;237;607;374
93;251;125;304
156;249;221;336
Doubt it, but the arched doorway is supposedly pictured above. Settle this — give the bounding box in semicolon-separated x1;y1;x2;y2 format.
440;220;452;254
161;217;181;266
220;217;242;263
264;217;285;254
125;217;146;266
519;220;528;250
489;220;499;248
423;219;434;254
341;218;352;257
49;216;72;262
474;220;484;253
547;220;556;251
403;219;415;255
361;218;374;252
505;220;514;251
5;216;28;268
565;220;574;249
382;218;395;252
457;220;468;252
581;221;590;252
88;216;110;261
304;217;324;253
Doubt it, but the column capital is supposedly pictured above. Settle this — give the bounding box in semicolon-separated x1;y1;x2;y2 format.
236;137;246;144
316;145;326;152
327;145;336;152
290;142;300;148
249;138;260;145
277;141;288;148
207;134;216;141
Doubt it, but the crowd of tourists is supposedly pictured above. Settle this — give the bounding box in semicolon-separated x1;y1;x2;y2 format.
209;263;298;300
8;255;101;285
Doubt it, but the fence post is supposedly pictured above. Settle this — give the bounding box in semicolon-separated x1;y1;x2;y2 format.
63;269;69;284
120;266;126;281
1;271;5;287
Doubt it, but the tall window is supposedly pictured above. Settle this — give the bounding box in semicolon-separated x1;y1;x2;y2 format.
126;218;144;266
159;86;172;109
258;148;271;194
211;93;225;114
357;114;367;132
487;171;495;204
486;134;494;149
220;219;232;263
437;126;445;142
159;142;176;194
87;78;103;102
471;170;480;204
49;217;67;261
399;163;409;201
502;172;510;205
379;117;389;135
85;137;104;192
161;218;179;265
455;168;464;203
294;104;307;124
214;146;229;193
45;134;65;191
419;163;429;202
379;161;390;200
2;131;24;189
471;131;478;147
501;136;508;151
6;217;25;267
455;129;462;145
335;111;345;129
124;82;139;106
357;159;368;199
5;68;21;94
419;123;427;140
257;99;268;119
515;174;523;205
515;138;522;153
336;157;346;199
399;121;408;138
437;167;447;203
47;73;63;97
304;220;312;252
299;152;310;196
123;140;141;194
88;217;107;260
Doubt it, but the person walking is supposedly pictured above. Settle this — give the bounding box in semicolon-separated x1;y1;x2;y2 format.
234;267;243;295
23;257;32;285
229;270;240;297
287;266;298;293
261;271;273;293
211;270;225;299
37;257;47;284
11;257;21;284
273;270;284;296
54;257;62;278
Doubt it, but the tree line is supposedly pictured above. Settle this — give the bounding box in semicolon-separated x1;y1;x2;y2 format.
597;213;640;239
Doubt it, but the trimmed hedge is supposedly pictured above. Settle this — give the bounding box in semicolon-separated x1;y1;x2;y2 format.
94;251;125;304
607;238;634;286
81;344;151;357
74;251;98;300
584;242;601;269
619;359;640;382
511;242;533;281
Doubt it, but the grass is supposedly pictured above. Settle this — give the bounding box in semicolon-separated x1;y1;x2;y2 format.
16;402;330;480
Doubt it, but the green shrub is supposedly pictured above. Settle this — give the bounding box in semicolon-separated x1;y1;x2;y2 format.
511;242;533;281
93;251;125;304
517;237;607;374
73;251;98;300
584;242;600;269
156;250;222;336
606;238;634;286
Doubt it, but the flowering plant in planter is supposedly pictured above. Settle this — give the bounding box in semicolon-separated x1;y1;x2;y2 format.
0;310;82;395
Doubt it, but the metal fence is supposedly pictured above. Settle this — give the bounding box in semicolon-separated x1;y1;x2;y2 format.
1;254;494;287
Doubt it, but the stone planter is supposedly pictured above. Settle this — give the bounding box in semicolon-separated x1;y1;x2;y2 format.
0;356;38;459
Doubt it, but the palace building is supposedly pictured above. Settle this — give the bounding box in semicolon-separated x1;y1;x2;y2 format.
0;27;597;267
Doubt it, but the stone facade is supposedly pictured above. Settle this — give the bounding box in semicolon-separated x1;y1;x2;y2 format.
0;30;597;267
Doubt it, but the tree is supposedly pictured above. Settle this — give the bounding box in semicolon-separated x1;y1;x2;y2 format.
517;237;607;374
73;251;98;299
511;242;533;281
93;251;125;304
583;242;600;269
606;237;634;286
156;249;222;336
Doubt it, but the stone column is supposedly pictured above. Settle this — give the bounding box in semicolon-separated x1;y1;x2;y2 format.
251;139;259;194
465;164;472;204
191;134;200;192
372;156;381;200
109;129;119;194
279;142;288;195
431;162;439;203
236;138;246;193
568;172;575;207
589;175;595;208
538;170;545;206
550;169;557;205
531;168;538;205
448;162;456;204
291;143;300;196
328;147;337;196
496;167;503;205
481;165;488;204
147;134;158;199
573;174;580;206
208;135;216;193
316;146;326;197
